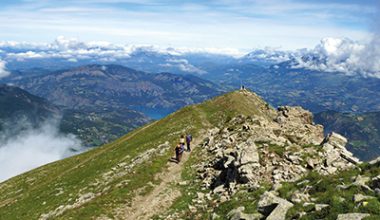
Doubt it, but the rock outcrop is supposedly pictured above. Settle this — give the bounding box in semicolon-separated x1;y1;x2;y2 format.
193;105;362;219
197;107;360;191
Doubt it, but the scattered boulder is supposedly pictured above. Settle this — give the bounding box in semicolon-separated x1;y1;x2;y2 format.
258;191;293;220
336;213;370;220
227;206;262;220
370;175;380;189
353;194;375;203
322;132;360;165
314;204;329;212
369;156;380;166
353;175;373;192
290;190;310;203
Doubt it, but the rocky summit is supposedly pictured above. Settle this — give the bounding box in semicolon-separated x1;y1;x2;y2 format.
0;90;379;220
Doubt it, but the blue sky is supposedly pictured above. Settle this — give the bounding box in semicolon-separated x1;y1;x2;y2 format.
0;0;378;49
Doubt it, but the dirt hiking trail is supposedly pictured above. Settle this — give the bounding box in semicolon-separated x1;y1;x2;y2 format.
117;135;205;220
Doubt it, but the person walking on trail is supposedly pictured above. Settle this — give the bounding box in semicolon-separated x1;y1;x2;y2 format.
186;134;192;152
175;143;185;163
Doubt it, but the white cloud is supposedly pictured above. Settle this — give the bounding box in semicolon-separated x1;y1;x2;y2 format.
291;37;380;78
0;59;10;78
1;36;380;79
163;58;207;74
0;120;82;182
0;37;244;64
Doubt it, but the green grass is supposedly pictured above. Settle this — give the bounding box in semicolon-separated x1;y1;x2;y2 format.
283;167;380;220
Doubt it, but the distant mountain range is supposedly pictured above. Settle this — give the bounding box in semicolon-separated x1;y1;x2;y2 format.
1;65;223;146
3;40;380;113
6;64;223;118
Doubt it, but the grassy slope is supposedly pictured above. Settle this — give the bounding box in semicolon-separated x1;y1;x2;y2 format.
0;90;271;220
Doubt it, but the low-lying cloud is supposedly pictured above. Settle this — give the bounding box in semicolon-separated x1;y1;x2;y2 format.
0;59;10;78
0;119;82;182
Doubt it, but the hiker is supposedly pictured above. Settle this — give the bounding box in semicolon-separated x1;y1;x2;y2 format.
186;134;192;152
175;143;185;163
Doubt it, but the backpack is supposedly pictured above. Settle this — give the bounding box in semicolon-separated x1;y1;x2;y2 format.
186;134;192;142
178;144;185;153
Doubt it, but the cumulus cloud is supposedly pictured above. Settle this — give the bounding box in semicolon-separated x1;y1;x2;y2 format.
289;37;380;78
0;59;10;78
291;38;364;72
289;3;380;78
0;120;82;182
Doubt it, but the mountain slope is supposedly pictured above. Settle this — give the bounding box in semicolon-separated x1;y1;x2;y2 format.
0;90;274;219
0;84;149;147
0;90;379;220
60;108;150;147
0;84;60;131
315;110;380;161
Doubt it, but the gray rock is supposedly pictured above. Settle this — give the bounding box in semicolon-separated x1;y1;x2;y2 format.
369;156;380;166
258;191;293;220
290;190;310;203
227;206;262;220
323;143;340;166
196;192;205;200
371;175;380;189
286;154;302;165
212;213;220;220
340;150;361;165
315;204;329;211
353;175;372;192
324;132;347;149
353;194;374;203
238;139;259;165
336;213;370;220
